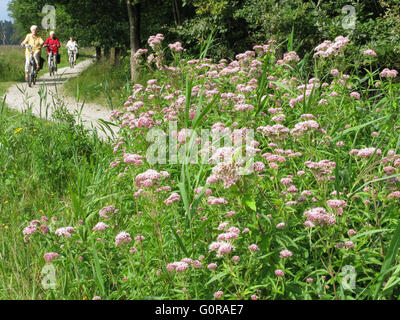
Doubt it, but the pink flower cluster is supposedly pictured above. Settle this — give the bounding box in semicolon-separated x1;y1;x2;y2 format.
123;153;144;165
168;41;184;52
363;49;377;57
208;161;240;188
304;159;336;180
291;120;319;136
166;261;189;272
43;252;60;263
55;226;75;238
167;258;202;272
304;207;336;226
92;222;109;231
313;36;350;58
135;169;168;188
257;124;290;141
275;269;285;277
22;220;39;237
148;33;164;50
248;244;259;252
207;196;228;205
277;51;300;64
326;199;347;215
210;241;235;257
115;232;132;246
195;187;213;196
217;226;241;241
388;191;400;199
164;192;181;205
380;68;398;78
349;147;382;158
133;48;148;62
279;249;293;258
99;205;119;219
22;218;50;242
335;241;354;249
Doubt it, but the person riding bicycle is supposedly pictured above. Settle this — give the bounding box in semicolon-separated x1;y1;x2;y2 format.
43;31;61;70
66;37;78;65
20;25;44;81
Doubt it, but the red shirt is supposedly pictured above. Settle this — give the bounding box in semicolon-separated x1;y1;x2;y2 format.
43;37;61;54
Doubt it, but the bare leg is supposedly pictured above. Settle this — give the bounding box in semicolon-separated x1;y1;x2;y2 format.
25;57;29;81
34;51;40;70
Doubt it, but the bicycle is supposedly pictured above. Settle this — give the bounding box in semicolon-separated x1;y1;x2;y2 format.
69;50;77;68
24;44;38;87
45;44;58;76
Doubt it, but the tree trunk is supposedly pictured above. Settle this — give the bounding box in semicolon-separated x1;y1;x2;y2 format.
115;47;121;64
126;0;141;82
95;46;102;61
172;0;181;25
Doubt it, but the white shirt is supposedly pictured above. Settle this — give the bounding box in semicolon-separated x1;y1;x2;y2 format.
66;40;78;52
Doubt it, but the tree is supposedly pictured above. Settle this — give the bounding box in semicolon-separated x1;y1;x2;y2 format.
126;0;141;81
0;20;22;44
8;0;50;36
1;21;6;45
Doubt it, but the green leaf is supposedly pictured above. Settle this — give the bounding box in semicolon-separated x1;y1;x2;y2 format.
90;237;106;296
245;198;257;211
171;227;190;257
374;220;400;299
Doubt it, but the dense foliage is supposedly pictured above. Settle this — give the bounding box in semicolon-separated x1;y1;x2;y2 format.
6;0;400;74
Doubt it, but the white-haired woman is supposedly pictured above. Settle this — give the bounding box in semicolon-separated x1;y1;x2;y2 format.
20;25;44;81
66;37;78;65
43;31;61;69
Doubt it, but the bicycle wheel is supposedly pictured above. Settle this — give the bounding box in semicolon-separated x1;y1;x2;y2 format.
49;55;53;76
26;64;31;87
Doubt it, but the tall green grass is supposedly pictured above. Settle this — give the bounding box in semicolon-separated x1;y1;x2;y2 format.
0;102;112;299
63;58;132;109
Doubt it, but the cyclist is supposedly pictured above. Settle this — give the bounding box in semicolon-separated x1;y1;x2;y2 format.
20;25;44;82
66;37;79;66
43;31;61;71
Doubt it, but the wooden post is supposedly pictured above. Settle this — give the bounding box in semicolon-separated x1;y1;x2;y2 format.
95;46;102;61
110;47;116;65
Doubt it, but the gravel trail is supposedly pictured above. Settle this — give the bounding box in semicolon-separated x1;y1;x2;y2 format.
4;58;118;139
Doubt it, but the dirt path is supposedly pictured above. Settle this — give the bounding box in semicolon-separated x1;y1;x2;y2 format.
4;58;119;140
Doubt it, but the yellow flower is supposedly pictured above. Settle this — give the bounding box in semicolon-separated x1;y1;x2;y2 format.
33;129;37;132
3;200;8;204
14;128;22;134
